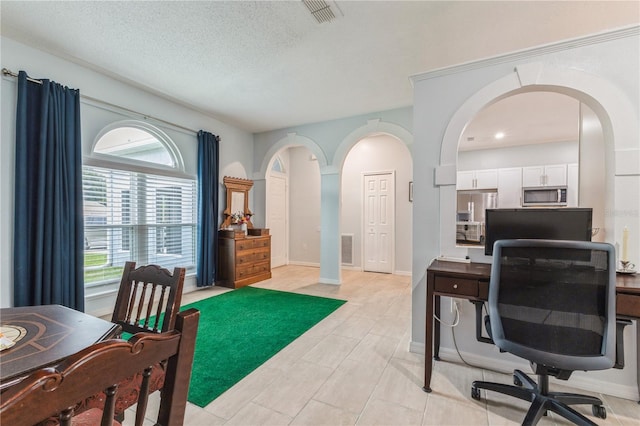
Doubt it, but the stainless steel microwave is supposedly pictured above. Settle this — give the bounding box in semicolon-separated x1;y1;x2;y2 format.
522;186;567;207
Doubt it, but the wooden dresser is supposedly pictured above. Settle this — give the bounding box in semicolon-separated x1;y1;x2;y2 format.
217;228;271;288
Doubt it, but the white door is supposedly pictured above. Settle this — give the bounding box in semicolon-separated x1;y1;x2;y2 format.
363;172;394;273
267;173;287;267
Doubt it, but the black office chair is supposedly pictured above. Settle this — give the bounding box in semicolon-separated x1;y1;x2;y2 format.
471;239;616;426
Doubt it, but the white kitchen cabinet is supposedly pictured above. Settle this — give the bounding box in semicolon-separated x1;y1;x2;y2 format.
497;167;522;208
457;169;498;190
457;171;475;190
522;164;567;187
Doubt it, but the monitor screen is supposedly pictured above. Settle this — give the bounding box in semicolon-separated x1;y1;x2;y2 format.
484;208;593;255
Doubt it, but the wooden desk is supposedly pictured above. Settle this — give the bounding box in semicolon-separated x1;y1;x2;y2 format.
0;305;120;387
424;260;640;399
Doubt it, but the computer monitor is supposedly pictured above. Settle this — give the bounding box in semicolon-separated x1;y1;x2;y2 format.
484;208;593;255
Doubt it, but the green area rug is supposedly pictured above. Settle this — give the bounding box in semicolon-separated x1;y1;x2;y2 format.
182;286;346;407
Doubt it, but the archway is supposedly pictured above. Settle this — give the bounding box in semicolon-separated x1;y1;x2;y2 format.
437;62;638;259
260;134;326;270
341;134;413;274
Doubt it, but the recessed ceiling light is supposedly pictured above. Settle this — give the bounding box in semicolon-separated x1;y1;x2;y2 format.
494;132;505;140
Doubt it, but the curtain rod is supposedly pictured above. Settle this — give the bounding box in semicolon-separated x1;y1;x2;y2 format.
2;67;202;136
2;67;42;84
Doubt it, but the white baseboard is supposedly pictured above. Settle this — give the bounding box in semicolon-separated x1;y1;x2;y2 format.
409;340;639;402
283;262;411;279
341;265;361;271
288;260;320;268
409;340;426;355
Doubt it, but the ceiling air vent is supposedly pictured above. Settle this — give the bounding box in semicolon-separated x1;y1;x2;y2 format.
303;0;338;24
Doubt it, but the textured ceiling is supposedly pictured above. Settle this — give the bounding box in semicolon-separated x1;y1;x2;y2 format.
1;1;638;134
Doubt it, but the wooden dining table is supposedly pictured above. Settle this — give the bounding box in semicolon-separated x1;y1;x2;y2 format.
0;304;121;389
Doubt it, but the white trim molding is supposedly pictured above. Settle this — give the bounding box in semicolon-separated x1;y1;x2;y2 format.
410;25;640;84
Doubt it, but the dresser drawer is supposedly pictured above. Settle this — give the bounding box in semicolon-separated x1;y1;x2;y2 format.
236;239;254;251
237;248;270;265
253;249;270;262
236;264;255;280
236;251;255;265
236;261;270;279
434;276;479;297
252;261;270;275
236;237;270;252
252;237;270;249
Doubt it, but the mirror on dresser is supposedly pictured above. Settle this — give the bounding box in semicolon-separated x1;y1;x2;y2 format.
221;176;254;229
454;91;605;248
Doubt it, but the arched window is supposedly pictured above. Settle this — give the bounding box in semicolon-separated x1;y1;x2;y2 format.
83;122;195;286
271;156;285;173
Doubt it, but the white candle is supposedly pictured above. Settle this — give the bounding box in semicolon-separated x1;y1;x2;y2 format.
622;226;629;262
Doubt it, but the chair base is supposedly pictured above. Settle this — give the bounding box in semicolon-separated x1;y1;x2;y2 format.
471;369;606;426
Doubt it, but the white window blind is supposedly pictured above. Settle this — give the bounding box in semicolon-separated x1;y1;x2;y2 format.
83;165;196;286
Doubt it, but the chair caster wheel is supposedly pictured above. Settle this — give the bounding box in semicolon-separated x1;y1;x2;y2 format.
592;405;606;419
471;386;481;400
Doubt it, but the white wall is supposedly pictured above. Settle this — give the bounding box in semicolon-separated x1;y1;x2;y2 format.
0;37;254;314
253;108;413;283
341;135;413;274
411;27;640;400
276;137;417;274
457;140;578;171
288;147;321;266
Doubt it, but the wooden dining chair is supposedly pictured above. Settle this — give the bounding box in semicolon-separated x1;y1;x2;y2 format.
112;261;186;335
0;308;199;426
77;262;187;420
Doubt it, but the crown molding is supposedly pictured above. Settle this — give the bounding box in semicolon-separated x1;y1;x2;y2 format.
410;25;640;85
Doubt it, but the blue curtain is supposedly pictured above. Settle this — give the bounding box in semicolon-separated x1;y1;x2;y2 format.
196;130;220;287
14;71;84;310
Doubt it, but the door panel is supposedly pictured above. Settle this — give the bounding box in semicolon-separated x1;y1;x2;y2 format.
267;173;287;267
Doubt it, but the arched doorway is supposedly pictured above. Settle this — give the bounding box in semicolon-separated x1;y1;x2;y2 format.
341;134;413;274
261;135;327;270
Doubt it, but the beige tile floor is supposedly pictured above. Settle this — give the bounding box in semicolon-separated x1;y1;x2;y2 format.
127;265;640;426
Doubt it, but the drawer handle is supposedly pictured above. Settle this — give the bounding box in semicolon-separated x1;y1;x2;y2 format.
453;284;458;289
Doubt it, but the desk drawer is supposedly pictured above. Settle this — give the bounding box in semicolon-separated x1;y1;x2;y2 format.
434;276;478;297
617;293;640;317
